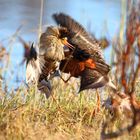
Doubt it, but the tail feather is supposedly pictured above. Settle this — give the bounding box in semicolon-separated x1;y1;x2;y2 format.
79;68;116;92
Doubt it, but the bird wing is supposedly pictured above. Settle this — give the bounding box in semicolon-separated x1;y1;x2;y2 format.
53;13;110;75
53;13;103;59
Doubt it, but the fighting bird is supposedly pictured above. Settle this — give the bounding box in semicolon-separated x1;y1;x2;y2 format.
24;24;74;97
53;13;116;92
24;13;116;98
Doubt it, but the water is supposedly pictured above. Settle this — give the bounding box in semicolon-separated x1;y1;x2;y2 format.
0;0;121;89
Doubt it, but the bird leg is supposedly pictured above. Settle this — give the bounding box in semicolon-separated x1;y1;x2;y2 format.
89;89;101;121
96;89;100;112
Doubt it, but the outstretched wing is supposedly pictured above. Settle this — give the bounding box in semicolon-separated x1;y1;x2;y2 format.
53;13;110;75
53;13;103;59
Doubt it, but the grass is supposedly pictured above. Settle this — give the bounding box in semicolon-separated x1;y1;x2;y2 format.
0;77;140;140
0;79;103;140
0;1;140;139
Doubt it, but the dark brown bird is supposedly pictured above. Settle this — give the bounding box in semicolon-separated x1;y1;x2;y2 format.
24;13;116;99
53;13;116;92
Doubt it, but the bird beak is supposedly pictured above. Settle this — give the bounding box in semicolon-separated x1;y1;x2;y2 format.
62;39;75;50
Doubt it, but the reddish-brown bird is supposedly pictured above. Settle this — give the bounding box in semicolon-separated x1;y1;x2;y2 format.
24;13;116;98
53;13;116;92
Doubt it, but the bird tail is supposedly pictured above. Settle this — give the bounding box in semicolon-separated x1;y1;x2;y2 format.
79;68;117;92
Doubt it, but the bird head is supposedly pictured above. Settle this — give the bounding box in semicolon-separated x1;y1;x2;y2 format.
46;26;74;50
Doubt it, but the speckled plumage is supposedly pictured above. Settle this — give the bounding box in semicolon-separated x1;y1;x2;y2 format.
39;27;65;61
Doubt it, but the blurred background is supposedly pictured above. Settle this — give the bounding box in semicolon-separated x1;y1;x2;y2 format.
0;0;121;89
1;1;140;139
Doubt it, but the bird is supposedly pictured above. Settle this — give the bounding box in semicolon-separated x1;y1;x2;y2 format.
24;13;116;99
52;13;116;92
38;25;75;82
24;25;74;97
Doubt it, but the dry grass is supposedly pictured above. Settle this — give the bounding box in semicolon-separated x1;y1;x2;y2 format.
1;1;140;140
0;79;103;140
0;78;139;140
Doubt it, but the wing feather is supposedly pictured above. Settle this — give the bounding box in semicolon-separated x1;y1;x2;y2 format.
53;13;103;59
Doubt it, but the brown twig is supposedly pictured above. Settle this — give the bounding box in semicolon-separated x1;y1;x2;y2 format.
101;1;140;139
